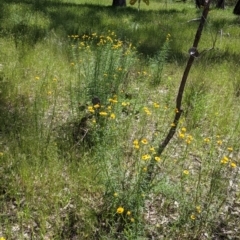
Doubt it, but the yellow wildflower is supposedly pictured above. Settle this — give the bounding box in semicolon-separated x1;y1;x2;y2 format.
99;111;108;116
133;139;139;145
126;211;131;216
110;113;116;119
141;139;148;144
145;110;151;115
183;170;189;175
143;167;147;172
230;162;237;168
93;104;100;109
154;156;161;162
204;138;210;143
153;102;160;108
149;147;155;152
109;98;118;103
181;127;187;133
186;135;193;144
88;106;95;113
179;133;185;139
113;193;118;197
122;102;130;106
134;144;140;149
142;154;151;160
221;156;229;164
0;152;3;157
190;214;196;220
130;218;135;222
143;107;151;115
196;206;201;213
227;147;233;151
116;207;124;214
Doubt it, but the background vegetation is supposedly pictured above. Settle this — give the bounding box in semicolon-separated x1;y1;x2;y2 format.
0;0;240;239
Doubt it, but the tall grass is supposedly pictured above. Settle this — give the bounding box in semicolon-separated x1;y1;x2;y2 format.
0;0;240;239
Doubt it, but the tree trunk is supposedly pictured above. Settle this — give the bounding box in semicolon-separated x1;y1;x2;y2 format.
216;0;224;8
112;0;126;7
195;0;205;8
233;0;240;15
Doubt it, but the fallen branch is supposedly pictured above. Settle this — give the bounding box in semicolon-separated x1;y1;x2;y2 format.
147;0;212;182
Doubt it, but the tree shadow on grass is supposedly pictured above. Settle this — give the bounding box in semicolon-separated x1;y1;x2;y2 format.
0;0;185;57
1;1;239;62
0;0;236;64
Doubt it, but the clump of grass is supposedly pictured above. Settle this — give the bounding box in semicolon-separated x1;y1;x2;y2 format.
68;31;137;104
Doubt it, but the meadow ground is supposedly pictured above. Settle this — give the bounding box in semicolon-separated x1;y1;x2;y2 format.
0;0;240;239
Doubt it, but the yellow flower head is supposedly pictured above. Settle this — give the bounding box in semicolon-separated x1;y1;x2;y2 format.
88;106;95;113
110;113;116;119
196;206;201;213
154;156;161;162
126;211;131;216
183;170;189;175
181;127;187;133
186;135;193;144
143;167;147;172
227;147;233;152
221;156;229;164
204;138;210;143
133;139;139;145
117;207;124;214
153;102;160;108
99;111;108;116
109;98;118;104
93;104;100;109
230;162;237;168
190;214;196;220
113;193;118;197
122;102;130;107
178;133;185;139
141;138;148;144
144;108;151;115
142;154;151;160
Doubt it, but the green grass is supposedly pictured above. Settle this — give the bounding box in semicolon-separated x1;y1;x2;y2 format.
0;0;240;239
